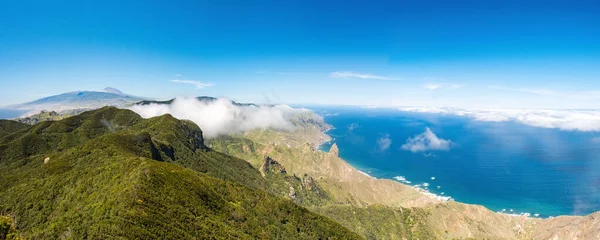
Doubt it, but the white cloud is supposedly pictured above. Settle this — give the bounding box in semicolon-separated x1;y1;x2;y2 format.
171;80;214;89
398;107;600;132
377;134;392;151
330;71;395;80
488;85;600;99
174;73;183;77
348;122;359;131
128;97;302;138
401;127;452;153
423;83;464;91
423;84;442;90
488;85;556;96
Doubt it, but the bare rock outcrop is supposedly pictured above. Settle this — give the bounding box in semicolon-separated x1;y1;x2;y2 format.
329;143;339;157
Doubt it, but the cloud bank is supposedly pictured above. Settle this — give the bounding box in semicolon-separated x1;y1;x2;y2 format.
401;127;453;153
129;97;300;138
398;107;600;132
171;80;214;89
330;71;395;80
377;134;392;151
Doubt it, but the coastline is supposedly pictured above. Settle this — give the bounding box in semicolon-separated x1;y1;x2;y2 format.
314;120;559;219
316;125;456;205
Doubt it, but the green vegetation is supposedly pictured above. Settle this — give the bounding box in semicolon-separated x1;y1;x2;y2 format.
208;131;443;240
0;107;360;239
313;205;435;240
15;109;88;125
136;96;257;107
0;215;21;240
207;127;536;240
0;121;28;138
3;105;567;239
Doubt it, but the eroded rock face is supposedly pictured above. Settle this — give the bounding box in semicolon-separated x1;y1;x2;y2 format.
259;156;287;176
301;174;316;191
288;186;296;199
532;212;600;240
329;143;339;157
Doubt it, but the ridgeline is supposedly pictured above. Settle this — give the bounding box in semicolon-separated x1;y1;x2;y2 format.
0;107;358;239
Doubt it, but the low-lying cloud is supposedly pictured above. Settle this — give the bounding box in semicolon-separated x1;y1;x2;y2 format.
348;122;359;132
401;127;453;153
398;107;600;132
129;97;300;138
377;134;392;151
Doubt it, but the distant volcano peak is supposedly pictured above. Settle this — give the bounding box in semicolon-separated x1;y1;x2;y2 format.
101;87;123;95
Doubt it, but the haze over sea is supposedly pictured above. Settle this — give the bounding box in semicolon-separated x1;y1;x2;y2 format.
313;106;600;218
0;109;28;119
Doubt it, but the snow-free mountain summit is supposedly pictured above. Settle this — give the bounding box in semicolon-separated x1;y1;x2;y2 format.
8;87;146;112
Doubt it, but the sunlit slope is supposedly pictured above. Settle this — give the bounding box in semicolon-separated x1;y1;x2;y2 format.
209;126;600;240
0;107;359;239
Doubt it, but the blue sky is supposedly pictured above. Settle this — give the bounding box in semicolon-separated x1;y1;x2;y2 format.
1;0;599;108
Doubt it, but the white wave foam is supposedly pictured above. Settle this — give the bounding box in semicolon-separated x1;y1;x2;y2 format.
393;176;406;181
412;186;452;201
496;209;544;218
393;176;450;201
393;175;413;184
357;169;375;179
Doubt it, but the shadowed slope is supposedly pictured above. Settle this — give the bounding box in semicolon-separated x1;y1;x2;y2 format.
0;107;359;239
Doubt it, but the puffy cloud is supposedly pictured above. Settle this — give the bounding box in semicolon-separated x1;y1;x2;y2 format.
401;127;452;153
398;107;600;132
377;134;392;151
128;97;300;138
348;122;359;131
171;80;214;89
330;71;395;80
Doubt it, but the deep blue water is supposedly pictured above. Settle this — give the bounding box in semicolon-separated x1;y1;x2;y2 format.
0;109;27;119
311;106;600;217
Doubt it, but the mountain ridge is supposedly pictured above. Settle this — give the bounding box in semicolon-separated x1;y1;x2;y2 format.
7;88;146;112
136;96;258;107
0;107;359;239
208;115;600;239
3;97;600;239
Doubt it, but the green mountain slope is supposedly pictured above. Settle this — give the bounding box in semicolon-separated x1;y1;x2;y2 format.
0;107;359;239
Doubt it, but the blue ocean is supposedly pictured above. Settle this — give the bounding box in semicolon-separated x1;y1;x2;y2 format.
0;109;27;119
311;106;600;218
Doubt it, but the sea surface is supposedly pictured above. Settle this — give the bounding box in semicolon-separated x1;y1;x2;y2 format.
310;106;600;217
0;109;27;119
